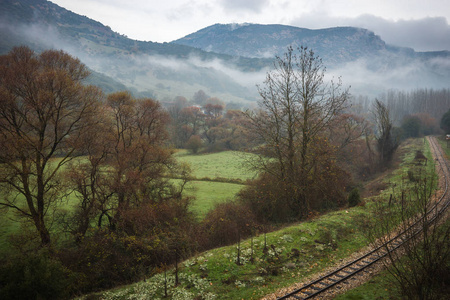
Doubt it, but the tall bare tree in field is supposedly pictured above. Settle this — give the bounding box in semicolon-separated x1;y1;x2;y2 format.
373;99;399;167
0;46;102;246
244;46;350;218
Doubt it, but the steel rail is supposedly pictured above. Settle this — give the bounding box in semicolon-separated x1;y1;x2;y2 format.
276;136;450;300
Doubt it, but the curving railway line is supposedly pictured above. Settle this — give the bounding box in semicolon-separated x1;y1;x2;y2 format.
275;136;450;300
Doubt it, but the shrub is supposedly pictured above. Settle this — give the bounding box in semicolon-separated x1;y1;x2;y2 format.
348;188;361;207
200;201;258;248
186;135;203;154
237;174;296;223
58;198;200;294
0;249;74;300
239;162;349;222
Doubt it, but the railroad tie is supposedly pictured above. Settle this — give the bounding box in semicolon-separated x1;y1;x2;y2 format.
328;277;338;282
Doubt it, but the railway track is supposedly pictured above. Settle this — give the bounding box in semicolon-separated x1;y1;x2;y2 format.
276;136;450;300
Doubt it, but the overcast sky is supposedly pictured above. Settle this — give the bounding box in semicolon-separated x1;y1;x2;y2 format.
50;0;450;52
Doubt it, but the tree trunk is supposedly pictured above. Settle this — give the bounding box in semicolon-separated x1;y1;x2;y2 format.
33;214;51;246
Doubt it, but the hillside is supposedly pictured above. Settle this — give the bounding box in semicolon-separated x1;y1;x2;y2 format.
1;1;449;99
0;0;266;102
173;23;450;94
70;138;435;299
173;23;387;65
173;23;450;65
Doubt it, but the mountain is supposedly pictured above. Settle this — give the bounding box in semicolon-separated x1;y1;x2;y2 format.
173;23;450;64
0;1;449;100
0;0;266;102
173;23;388;65
173;23;450;94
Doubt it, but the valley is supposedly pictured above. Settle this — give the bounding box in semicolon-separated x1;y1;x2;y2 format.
0;1;449;299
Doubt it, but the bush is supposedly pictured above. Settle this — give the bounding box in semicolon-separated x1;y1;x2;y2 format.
239;160;349;222
348;188;361;207
186;135;203;154
237;174;296;223
440;109;450;133
58;198;200;294
0;249;74;300
200;201;258;248
401;115;422;138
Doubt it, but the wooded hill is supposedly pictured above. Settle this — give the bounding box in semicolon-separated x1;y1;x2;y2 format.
1;0;449;101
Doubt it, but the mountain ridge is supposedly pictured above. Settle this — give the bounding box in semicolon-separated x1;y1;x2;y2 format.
173;23;449;64
0;0;449;100
173;23;387;65
0;0;266;102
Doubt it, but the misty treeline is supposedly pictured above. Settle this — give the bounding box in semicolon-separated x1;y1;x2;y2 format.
165;88;450;154
166;91;450;155
352;88;450;135
0;46;448;298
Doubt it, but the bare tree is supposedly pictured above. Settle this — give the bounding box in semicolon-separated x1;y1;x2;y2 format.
0;46;102;246
373;99;399;167
368;166;449;299
245;46;350;216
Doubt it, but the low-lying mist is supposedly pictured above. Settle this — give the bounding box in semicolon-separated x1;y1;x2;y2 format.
3;21;449;105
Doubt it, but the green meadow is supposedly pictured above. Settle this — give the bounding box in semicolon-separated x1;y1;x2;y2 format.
174;150;258;181
183;181;245;218
2;138;440;299
174;150;259;218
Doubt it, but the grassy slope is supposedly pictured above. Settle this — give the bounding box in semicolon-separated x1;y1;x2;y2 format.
335;136;444;299
334;270;400;300
83;138;436;299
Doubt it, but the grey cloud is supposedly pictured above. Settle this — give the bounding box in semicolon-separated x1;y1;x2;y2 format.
291;13;450;52
219;0;269;13
351;15;450;52
325;54;450;97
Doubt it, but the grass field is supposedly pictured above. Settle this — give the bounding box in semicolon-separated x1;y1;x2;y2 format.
2;138;439;299
174;150;259;181
437;135;450;157
184;181;245;218
174;150;259;218
81;138;436;299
